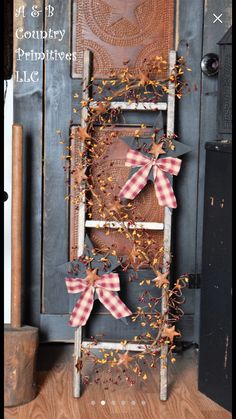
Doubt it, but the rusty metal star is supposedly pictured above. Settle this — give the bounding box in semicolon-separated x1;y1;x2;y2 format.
149;142;166;158
77;126;91;142
152;271;170;288
117;351;134;368
90;102;110;115
85;268;100;286
106;199;123;214
138;71;150;86
161;326;181;343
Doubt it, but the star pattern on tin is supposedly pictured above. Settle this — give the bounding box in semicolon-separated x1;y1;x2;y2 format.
105;0;145;26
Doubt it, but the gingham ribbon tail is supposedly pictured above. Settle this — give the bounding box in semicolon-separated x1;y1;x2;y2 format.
65;273;132;327
119;149;182;208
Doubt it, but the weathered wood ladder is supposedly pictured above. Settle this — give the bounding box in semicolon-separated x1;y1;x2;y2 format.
72;49;176;400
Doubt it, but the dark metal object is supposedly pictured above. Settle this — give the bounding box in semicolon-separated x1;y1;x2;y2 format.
217;27;232;137
198;141;232;412
4;191;8;202
200;53;219;76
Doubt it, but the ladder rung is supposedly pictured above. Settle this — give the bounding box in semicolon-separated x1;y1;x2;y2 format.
90;101;167;111
81;341;158;352
85;220;164;230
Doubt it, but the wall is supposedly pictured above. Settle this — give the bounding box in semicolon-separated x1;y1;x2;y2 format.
4;78;13;323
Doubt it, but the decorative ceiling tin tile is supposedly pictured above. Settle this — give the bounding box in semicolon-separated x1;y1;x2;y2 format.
72;0;174;78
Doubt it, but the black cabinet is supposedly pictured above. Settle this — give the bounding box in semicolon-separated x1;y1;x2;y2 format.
198;141;232;412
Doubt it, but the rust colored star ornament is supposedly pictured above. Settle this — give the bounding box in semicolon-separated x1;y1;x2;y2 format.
117;351;134;368
161;326;181;343
90;102;110;116
138;71;150;86
121;133;191;160
149;141;166;158
152;270;170;288
85;268;100;286
76;126;91;142
105;199;124;214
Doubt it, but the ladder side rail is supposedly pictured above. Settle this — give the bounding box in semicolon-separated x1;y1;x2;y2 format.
160;49;177;401
73;50;93;398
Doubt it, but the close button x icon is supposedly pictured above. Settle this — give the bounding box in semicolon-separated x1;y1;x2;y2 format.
213;13;223;23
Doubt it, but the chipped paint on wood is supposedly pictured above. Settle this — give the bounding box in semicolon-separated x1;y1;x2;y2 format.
224;335;229;369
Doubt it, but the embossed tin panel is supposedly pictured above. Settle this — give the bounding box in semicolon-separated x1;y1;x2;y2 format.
72;0;174;78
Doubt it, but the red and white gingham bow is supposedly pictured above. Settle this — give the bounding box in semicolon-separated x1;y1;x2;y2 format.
119;149;182;208
65;273;132;327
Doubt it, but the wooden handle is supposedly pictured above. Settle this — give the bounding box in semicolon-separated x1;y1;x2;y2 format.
11;124;23;328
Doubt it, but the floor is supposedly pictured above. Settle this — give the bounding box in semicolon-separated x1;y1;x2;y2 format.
4;347;231;419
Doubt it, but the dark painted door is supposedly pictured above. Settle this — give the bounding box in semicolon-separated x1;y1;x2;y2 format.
198;143;232;412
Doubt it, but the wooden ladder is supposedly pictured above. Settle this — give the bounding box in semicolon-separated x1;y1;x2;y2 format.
72;49;176;400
